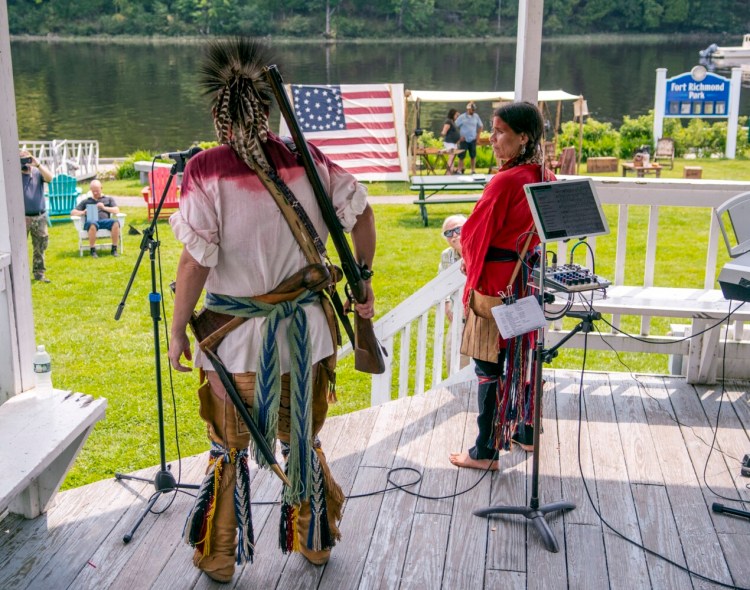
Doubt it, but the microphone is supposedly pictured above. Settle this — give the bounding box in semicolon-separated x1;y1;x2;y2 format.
158;146;202;161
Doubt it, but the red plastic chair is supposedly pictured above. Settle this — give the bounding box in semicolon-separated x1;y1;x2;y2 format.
141;167;180;220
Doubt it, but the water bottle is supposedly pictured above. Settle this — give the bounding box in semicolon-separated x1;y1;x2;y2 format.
33;345;53;392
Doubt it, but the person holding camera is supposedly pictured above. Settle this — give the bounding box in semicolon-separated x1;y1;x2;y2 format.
20;149;54;283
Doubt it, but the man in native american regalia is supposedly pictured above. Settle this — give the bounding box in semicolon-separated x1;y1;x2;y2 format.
168;38;376;583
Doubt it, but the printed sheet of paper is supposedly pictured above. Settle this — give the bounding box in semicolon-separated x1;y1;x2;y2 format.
491;295;547;339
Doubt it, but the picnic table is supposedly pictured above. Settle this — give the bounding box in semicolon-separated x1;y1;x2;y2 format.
621;162;663;177
414;147;465;174
410;174;491;226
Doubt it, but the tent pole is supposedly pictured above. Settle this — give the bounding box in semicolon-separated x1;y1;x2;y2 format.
577;96;584;174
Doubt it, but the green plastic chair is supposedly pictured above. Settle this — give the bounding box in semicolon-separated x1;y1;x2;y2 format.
46;174;81;225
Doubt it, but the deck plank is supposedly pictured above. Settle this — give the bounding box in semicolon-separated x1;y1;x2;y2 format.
320;397;415;590
485;569;525;589
637;376;734;588
72;455;206;590
554;371;599;525
565;523;608;590
400;512;451;590
584;375;651;590
665;378;749;534
484;445;528;572
631;482;692;588
527;372;568;590
91;456;207;590
414;380;472;515
273;408;383;590
318;466;389;590
695;383;750;505
358;392;443;589
717;532;750;588
723;379;750;430
607;373;661;485
441;398;491;590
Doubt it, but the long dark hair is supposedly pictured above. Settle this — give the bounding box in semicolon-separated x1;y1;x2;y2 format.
447;108;458;120
494;101;544;166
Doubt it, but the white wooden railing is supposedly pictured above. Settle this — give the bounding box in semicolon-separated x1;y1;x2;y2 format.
19;139;99;180
339;176;750;405
339;261;467;406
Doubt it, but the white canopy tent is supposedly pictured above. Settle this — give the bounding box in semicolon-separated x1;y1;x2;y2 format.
405;88;586;173
406;89;581;103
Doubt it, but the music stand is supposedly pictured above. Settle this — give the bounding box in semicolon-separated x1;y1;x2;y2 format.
473;178;610;552
113;156;199;543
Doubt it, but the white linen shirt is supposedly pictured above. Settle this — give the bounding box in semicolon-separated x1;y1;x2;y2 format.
170;139;368;373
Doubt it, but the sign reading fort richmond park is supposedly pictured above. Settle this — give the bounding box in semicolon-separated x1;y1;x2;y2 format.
653;65;743;158
665;70;729;117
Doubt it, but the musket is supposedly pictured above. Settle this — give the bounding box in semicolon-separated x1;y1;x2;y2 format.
264;64;386;375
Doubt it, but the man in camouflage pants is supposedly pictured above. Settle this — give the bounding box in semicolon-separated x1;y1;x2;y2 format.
21;150;53;282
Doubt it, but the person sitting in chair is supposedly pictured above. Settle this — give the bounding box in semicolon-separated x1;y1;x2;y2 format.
71;180;121;258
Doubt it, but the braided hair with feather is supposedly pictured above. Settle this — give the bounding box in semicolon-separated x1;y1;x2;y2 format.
200;38;277;173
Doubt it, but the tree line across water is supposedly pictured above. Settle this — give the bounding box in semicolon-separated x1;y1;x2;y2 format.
7;0;748;39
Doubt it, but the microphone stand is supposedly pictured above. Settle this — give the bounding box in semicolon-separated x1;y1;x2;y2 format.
473;243;577;552
114;157;199;543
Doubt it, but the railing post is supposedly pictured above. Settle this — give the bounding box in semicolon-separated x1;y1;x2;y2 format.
370;334;393;405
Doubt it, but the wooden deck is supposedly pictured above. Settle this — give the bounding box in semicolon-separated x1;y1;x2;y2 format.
1;369;749;589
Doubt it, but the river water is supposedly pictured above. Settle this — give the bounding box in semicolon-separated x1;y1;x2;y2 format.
10;38;749;157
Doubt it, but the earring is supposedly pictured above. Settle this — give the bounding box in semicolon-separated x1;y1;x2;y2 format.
519;143;526;157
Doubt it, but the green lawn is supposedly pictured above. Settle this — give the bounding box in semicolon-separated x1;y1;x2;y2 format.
31;158;750;489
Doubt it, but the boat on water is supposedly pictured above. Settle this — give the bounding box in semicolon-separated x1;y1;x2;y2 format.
700;34;750;62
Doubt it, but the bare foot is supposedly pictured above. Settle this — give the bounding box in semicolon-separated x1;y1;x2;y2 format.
449;452;498;470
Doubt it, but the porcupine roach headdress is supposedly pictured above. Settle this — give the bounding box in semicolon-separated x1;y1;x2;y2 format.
199;37;275;173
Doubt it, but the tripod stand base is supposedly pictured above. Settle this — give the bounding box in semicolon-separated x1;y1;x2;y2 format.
474;500;576;553
115;466;200;543
712;502;750;522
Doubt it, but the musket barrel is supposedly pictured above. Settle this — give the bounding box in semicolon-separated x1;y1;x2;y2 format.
264;65;367;304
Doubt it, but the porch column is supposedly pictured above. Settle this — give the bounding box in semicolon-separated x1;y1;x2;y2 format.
0;0;36;402
514;0;544;105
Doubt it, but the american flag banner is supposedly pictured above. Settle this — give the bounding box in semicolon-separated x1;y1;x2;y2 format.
281;83;409;182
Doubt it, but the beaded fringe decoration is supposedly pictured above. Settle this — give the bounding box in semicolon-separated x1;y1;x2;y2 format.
279;503;300;554
234;448;255;564
278;440;338;553
183;451;222;556
279;441;299;553
494;255;537;452
305;445;332;551
495;330;536;451
183;443;255;564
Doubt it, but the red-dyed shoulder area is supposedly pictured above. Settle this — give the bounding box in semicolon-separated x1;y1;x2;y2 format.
181;133;321;198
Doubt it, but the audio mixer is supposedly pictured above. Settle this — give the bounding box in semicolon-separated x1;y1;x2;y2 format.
532;263;611;293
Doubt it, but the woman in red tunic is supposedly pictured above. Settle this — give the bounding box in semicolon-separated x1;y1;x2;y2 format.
450;102;553;470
